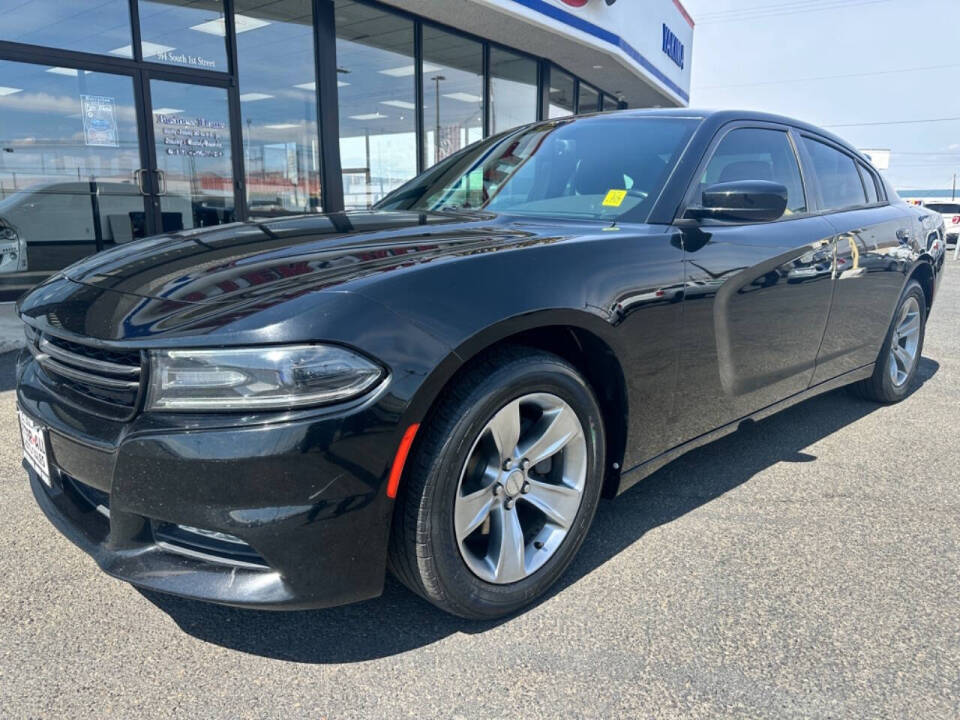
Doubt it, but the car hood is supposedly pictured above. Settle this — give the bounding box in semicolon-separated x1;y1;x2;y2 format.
21;210;665;344
57;210;559;306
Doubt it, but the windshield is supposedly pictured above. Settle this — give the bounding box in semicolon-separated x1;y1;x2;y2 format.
374;115;701;222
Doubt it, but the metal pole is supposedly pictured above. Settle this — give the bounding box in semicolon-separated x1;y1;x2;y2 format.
432;75;445;166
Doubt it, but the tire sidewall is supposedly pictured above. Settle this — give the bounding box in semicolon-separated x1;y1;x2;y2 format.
419;354;605;617
876;281;927;401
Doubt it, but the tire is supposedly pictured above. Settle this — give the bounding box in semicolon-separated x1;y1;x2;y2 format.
854;279;926;403
388;347;605;619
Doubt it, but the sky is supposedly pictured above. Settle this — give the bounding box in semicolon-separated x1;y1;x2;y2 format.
681;0;960;192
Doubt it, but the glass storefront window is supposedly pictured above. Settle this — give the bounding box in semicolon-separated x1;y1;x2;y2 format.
150;79;235;230
603;93;619;112
138;0;228;71
422;26;483;168
0;0;628;291
578;83;599;114
0;0;132;56
335;0;416;209
548;67;575;119
489;48;537;135
0;59;143;300
235;0;321;215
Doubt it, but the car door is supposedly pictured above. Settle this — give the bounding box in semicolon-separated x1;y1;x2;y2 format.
672;123;838;441
800;137;918;383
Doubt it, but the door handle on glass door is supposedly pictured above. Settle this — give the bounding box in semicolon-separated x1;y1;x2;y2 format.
155;170;167;196
133;169;149;196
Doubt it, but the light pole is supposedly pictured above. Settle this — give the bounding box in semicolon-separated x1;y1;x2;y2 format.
432;75;445;165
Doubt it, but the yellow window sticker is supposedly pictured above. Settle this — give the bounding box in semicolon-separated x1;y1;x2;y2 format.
602;189;627;207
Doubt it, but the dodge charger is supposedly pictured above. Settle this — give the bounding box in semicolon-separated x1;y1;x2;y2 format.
16;110;944;619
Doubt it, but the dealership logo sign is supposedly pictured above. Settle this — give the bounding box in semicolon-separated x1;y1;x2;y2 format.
662;24;684;69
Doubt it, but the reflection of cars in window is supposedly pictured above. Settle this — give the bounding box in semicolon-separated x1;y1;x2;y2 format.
0;182;198;293
17;110;944;620
0;217;27;275
0;182;192;246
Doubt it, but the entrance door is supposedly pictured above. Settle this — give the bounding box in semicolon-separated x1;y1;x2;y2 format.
0;59;150;300
135;75;240;238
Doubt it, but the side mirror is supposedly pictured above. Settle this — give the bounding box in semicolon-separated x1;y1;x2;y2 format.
686;180;788;224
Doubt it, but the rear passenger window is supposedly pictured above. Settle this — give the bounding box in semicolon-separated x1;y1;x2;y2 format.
926;203;960;214
700;128;806;215
802;137;867;211
858;163;879;204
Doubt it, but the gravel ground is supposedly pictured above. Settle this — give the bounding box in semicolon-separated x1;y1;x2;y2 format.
1;262;958;719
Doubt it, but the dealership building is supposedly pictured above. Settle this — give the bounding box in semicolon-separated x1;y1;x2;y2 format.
0;0;693;300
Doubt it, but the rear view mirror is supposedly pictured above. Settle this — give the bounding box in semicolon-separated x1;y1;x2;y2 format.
686;180;788;224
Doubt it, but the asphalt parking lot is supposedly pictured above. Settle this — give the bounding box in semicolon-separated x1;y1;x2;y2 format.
1;262;958;719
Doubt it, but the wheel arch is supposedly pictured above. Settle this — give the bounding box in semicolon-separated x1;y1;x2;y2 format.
403;310;629;499
906;258;936;314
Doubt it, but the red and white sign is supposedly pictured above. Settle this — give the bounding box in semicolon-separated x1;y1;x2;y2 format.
19;410;50;486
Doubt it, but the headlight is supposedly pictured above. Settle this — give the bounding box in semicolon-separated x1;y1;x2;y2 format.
146;345;384;411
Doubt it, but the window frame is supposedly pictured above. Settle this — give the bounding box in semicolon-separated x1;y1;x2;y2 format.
577;82;600;114
796;132;889;215
856;161;880;207
678;120;815;226
858;159;887;205
487;46;539;135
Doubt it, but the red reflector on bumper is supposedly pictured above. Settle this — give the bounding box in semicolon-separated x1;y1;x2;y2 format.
386;423;420;498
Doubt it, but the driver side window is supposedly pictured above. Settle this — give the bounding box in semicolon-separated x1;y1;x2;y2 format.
700;128;807;215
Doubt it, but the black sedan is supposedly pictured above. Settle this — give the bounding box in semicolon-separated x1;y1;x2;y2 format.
16;110;944;619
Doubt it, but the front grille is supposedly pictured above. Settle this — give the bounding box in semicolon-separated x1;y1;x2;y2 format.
28;331;144;419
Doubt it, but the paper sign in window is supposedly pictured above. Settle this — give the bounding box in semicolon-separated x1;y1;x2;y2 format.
80;95;119;148
602;189;627;207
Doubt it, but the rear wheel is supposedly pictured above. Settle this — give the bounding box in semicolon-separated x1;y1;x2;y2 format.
855;280;926;403
388;348;605;619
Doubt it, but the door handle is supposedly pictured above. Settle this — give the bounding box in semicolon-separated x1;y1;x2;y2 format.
133;169;149;196
155;170;167;196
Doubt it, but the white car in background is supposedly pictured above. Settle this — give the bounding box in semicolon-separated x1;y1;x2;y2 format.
903;197;960;245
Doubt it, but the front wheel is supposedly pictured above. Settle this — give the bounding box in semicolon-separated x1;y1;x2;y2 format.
855;279;926;403
388;348;605;619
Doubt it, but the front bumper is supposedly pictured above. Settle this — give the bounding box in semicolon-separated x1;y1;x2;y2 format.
18;355;401;610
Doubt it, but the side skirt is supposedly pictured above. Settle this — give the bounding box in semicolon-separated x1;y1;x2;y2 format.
614;363;875;495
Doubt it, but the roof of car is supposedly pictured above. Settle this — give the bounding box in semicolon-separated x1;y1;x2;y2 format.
608;108;864;160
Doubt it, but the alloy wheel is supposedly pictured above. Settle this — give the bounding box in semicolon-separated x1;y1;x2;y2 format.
454;393;587;584
888;296;921;388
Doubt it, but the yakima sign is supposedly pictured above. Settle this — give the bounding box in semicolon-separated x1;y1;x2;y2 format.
473;0;693;104
661;23;684;68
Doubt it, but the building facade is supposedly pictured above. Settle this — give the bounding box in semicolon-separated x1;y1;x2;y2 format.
0;0;693;300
